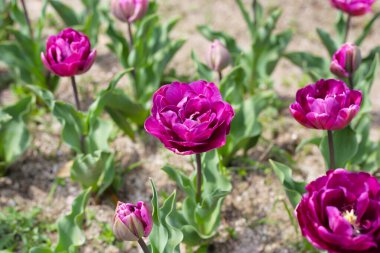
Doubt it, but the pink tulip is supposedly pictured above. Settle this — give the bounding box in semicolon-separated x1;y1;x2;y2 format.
111;0;149;23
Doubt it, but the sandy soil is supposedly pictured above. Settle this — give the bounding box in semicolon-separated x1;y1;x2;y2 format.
2;0;380;252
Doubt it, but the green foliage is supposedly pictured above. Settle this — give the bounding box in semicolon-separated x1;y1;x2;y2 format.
71;151;115;197
0;207;52;252
0;96;33;175
198;0;292;93
49;0;101;45
106;2;185;105
320;127;358;169
219;91;275;165
149;180;183;253
0;0;59;91
163;150;231;246
270;160;306;208
30;188;92;253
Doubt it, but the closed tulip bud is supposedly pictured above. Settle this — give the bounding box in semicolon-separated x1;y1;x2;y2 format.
113;201;153;241
207;40;231;72
330;0;375;16
330;43;361;78
41;28;96;77
111;0;149;23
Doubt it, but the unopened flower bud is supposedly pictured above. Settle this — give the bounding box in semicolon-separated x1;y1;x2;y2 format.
113;201;153;241
111;0;149;24
207;40;231;72
330;43;361;78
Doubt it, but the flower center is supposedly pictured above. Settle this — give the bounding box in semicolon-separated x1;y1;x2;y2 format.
343;209;357;226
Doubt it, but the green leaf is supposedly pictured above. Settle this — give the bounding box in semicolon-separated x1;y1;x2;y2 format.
235;0;254;37
29;247;54;253
316;28;338;57
355;12;380;46
320;127;358;169
0;96;33;174
55;187;92;252
149;180;183;253
52;102;85;153
49;0;80;26
191;51;213;81
285;52;329;81
71;151;115;196
335;12;346;44
270;160;306;208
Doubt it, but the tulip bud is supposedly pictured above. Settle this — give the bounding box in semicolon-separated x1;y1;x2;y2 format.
330;43;361;78
111;0;149;24
207;40;231;72
113;201;153;241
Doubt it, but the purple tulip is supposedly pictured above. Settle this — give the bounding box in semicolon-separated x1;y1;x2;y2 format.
113;201;153;241
41;28;96;77
330;0;375;16
111;0;149;23
207;40;231;72
330;43;362;78
296;169;380;253
289;79;362;130
144;80;234;155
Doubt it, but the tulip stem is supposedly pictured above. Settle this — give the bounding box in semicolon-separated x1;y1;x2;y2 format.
70;76;86;154
195;153;203;204
20;0;33;38
344;14;351;42
327;130;336;170
127;22;137;94
70;76;82;111
138;238;150;253
253;0;258;26
348;74;354;89
218;71;223;83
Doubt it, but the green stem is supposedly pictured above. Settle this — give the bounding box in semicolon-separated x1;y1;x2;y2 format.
344;14;351;42
218;71;223;83
20;0;33;38
327;130;336;170
138;238;150;253
253;0;258;26
195;154;202;204
348;74;354;90
127;22;137;97
70;76;86;154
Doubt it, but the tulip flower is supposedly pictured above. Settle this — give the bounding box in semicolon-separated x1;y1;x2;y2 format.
111;0;149;24
330;43;361;89
330;0;375;16
207;40;231;80
113;201;152;252
296;169;380;253
145;80;234;203
41;28;96;112
290;79;362;169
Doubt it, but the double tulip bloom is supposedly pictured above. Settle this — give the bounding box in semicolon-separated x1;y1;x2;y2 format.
330;0;375;16
207;40;231;72
289;79;362;130
330;43;361;79
111;0;149;23
296;169;380;253
145;80;234;155
113;201;153;241
41;28;96;77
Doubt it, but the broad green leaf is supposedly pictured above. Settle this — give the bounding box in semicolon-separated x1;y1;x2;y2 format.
52;102;85;153
191;51;214;81
149;180;183;253
49;0;80;26
29;247;53;253
320;127;358;169
270;160;306;208
71;151;115;196
316;28;338;57
285;52;329;81
55;188;92;252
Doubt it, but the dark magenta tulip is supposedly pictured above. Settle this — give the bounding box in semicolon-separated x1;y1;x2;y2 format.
41;28;96;77
145;80;234;155
330;0;375;16
113;201;153;241
290;79;362;130
296;169;380;253
330;43;361;78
